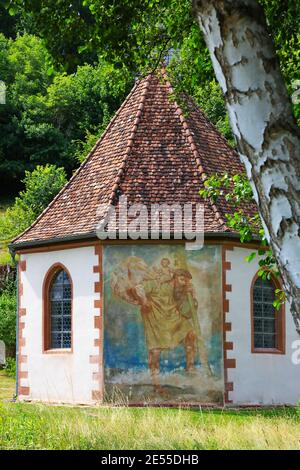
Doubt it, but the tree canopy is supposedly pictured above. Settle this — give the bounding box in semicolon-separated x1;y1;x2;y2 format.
0;31;133;193
6;0;299;88
0;1;298;193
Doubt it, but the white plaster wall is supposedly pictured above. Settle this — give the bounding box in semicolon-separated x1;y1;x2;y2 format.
20;246;100;404
226;247;300;405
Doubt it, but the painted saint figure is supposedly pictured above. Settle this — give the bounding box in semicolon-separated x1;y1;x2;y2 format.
110;256;211;395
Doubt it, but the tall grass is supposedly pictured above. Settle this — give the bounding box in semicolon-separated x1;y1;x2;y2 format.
0;403;300;450
1;373;300;450
0;371;15;401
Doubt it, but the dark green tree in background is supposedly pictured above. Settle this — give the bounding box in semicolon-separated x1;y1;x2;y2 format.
0;25;133;194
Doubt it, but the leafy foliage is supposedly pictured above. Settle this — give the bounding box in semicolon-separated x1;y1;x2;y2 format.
0;286;16;352
0;165;67;242
9;1;299;82
2;1;297;196
259;0;300;122
74;130;99;164
45;62;132;161
200;173;286;308
5;0;194;71
167;25;234;145
0;32;133;193
4;357;16;377
260;0;300;84
0;33;59;191
0;13;234;192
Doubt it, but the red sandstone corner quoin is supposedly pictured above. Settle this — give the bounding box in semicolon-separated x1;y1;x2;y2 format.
222;246;235;404
91;244;104;402
17;258;30;397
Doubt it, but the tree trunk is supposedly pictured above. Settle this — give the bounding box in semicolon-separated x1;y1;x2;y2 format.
193;0;300;333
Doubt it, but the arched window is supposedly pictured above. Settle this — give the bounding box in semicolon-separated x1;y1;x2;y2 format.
43;265;72;351
251;274;285;354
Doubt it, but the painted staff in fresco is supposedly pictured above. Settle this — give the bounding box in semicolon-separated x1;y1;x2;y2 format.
110;256;211;395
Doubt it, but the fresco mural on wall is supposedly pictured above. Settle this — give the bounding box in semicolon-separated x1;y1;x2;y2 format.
104;244;223;404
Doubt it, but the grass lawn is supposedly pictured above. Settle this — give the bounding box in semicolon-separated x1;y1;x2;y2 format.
0;370;15;401
0;371;300;450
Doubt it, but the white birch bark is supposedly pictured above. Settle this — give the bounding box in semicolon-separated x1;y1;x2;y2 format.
193;0;300;333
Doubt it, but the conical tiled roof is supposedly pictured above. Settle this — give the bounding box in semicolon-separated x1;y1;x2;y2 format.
11;71;254;248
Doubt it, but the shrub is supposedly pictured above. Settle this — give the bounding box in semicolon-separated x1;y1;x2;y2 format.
0;286;17;354
0;164;67;242
4;357;16;378
0;264;16;293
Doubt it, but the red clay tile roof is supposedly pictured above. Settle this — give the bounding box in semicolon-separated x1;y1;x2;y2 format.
11;71;255;248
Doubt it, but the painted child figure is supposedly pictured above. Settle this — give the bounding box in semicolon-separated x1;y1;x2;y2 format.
154;258;174;283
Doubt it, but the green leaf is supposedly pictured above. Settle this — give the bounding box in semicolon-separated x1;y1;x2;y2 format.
8;7;16;15
245;252;257;263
